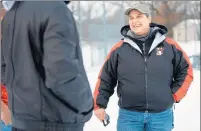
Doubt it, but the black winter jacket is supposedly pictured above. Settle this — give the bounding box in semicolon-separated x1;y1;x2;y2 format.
1;1;93;130
94;23;193;113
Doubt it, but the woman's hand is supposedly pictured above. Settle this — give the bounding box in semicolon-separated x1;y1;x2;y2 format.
1;100;11;125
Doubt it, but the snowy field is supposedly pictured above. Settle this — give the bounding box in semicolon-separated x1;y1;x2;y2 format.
84;69;200;131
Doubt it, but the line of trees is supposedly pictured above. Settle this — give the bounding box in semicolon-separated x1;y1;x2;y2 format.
69;1;200;38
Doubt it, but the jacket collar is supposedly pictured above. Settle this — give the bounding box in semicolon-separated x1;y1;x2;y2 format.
2;1;15;10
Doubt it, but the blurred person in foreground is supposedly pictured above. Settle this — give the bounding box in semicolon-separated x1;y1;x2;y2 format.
93;3;193;131
1;5;12;131
1;1;93;131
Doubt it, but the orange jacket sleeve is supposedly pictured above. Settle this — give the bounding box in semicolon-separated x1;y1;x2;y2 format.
1;84;8;106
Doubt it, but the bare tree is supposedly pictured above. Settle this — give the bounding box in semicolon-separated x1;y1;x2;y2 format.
149;1;200;37
70;1;200;38
109;1;200;37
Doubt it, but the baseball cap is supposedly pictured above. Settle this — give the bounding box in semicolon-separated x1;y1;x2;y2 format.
125;3;151;16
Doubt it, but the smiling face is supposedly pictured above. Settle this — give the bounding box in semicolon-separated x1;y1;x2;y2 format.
128;9;151;36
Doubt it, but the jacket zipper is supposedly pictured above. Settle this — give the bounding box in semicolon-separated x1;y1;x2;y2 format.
143;43;148;113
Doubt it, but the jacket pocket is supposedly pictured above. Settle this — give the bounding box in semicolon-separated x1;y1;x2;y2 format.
119;86;125;107
119;93;123;106
58;101;92;123
169;87;176;103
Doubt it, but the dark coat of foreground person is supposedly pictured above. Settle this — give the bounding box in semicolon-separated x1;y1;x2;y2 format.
1;1;93;131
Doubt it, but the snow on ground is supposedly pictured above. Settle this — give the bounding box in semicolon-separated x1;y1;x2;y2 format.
84;69;200;131
173;70;200;131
